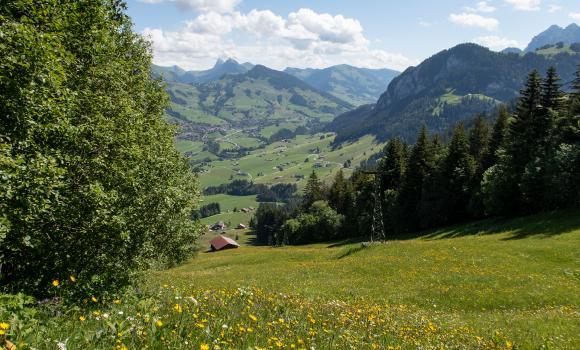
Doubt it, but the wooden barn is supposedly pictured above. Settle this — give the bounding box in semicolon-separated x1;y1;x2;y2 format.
210;235;240;251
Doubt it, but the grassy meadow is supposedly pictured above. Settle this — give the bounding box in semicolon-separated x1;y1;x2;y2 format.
4;210;579;349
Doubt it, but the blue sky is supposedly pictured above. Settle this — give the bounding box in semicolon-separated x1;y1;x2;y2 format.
126;0;580;71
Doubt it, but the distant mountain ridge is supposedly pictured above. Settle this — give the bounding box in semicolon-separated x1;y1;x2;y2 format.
153;58;254;84
525;23;580;52
154;60;399;107
164;64;353;129
329;43;579;143
284;65;399;106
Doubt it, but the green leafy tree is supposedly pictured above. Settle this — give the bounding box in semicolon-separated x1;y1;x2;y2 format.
0;0;201;299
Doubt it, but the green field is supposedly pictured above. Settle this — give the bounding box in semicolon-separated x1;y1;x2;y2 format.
12;209;579;349
197;133;382;189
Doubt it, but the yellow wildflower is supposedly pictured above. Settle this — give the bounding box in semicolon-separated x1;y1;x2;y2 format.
113;299;121;304
52;280;59;287
506;341;514;350
200;344;209;350
69;276;76;282
0;323;9;330
79;316;86;321
156;320;163;327
249;314;257;321
91;296;98;303
174;303;183;313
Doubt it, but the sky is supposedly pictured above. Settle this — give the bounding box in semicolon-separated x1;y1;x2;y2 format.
126;0;580;71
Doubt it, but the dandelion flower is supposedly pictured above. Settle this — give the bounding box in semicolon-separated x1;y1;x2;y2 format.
200;344;209;350
174;303;183;313
52;280;59;287
0;322;9;330
91;296;97;303
79;316;86;321
249;314;257;321
156;320;163;327
69;276;76;282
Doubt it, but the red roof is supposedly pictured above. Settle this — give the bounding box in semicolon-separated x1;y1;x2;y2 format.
210;235;240;251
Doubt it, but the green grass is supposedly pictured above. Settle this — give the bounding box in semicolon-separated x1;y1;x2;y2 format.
156;209;580;349
3;210;579;349
202;194;258;212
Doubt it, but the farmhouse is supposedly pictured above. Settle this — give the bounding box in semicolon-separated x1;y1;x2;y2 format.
210;235;240;251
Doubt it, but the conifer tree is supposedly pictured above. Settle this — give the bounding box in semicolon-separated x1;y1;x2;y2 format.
485;106;510;169
469;115;491;170
441;124;476;222
558;65;580;143
397;126;434;230
328;169;353;216
303;171;326;209
507;70;543;172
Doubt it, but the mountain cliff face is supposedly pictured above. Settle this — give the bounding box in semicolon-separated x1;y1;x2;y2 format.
525;23;580;52
329;43;579;143
284;65;399;106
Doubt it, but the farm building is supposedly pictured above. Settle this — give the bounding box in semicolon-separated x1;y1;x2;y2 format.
210;235;240;251
236;223;247;229
211;221;227;231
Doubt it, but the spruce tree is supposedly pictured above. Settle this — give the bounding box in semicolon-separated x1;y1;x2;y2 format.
541;66;564;111
469;115;491;170
441;124;476;223
377;139;407;233
377;139;407;192
485;106;510;169
558;65;580;143
398;126;435;230
507;70;542;173
303;171;326;209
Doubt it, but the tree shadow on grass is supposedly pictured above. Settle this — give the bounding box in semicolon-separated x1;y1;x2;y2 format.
411;208;580;241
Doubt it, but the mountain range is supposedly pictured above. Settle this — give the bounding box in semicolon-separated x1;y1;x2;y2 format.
154;60;398;107
164;65;352;129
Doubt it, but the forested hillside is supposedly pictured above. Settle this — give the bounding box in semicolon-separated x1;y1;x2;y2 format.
329;43;579;143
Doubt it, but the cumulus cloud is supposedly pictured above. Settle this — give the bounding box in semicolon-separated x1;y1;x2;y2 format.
503;0;541;11
473;36;520;50
570;12;580;20
140;0;241;13
142;8;415;71
466;1;497;13
449;13;499;31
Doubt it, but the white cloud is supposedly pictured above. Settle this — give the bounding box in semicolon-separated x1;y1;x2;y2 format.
449;13;499;31
142;8;415;71
473;36;520;50
548;5;562;13
503;0;541;11
466;1;497;13
570;12;580;20
140;0;241;13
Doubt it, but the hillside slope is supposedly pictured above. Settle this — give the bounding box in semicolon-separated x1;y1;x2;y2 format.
329;43;579;142
158;208;580;349
285;65;399;106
